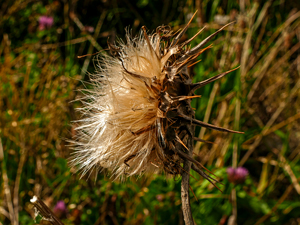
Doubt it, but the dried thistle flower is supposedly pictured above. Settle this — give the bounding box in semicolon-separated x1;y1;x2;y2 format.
70;12;242;183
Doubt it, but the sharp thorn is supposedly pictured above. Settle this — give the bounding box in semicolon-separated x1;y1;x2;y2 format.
193;137;214;144
170;11;198;47
178;21;235;63
190;66;240;93
191;164;223;192
180;26;206;48
142;26;160;61
178;112;244;134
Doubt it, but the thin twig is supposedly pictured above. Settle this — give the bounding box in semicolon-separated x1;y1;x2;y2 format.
30;196;64;225
79;11;107;76
70;12;103;51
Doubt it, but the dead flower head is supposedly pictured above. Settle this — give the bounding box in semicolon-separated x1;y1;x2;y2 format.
70;12;242;182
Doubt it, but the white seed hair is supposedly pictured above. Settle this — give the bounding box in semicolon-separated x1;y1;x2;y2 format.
71;30;168;179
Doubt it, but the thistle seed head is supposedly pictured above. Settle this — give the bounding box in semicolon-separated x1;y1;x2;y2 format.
70;13;241;180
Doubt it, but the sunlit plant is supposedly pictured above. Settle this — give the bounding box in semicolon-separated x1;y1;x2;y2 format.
70;12;241;182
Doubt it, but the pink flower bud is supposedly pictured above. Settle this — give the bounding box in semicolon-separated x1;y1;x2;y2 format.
227;167;248;184
84;26;95;33
53;200;67;218
38;16;54;30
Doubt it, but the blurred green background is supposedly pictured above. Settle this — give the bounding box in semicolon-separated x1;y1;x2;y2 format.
1;0;300;224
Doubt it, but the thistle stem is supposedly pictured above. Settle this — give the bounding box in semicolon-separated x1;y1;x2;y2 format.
181;156;194;225
180;67;195;225
181;124;195;224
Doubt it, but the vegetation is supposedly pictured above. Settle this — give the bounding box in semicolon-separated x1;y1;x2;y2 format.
1;0;300;224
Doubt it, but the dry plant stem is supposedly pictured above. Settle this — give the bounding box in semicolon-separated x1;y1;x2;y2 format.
194;82;219;153
247;34;284;100
13;149;26;224
239;103;286;166
13;36;89;52
274;149;300;194
41;37;89;50
230;188;237;225
13;132;27;225
216;135;233;167
70;12;103;51
258;156;300;194
262;112;300;136
254;184;294;225
231;57;242;221
0;206;10;220
248;16;269;68
251;11;300;68
243;86;300;145
0;138;17;225
240;2;258;84
230;98;241;225
248;41;300;100
252;0;273;32
80;11;106;76
181;153;194;225
181;84;195;225
244;0;274;72
30;196;64;225
247;20;300;98
195;0;204;26
239;0;245;13
239;77;300;166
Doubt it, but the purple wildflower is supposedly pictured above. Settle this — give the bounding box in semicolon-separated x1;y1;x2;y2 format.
53;200;67;218
84;26;95;33
38;16;54;30
227;167;248;184
156;194;164;202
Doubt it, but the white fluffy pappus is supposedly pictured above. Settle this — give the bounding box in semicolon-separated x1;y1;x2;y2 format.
71;31;165;178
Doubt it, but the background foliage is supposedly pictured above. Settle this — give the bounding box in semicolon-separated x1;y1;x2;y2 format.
1;0;300;224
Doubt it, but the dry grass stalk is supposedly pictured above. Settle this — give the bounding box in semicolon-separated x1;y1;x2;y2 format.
0;138;18;225
30;196;64;225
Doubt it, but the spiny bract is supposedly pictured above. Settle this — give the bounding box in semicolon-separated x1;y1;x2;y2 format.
70;13;241;181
